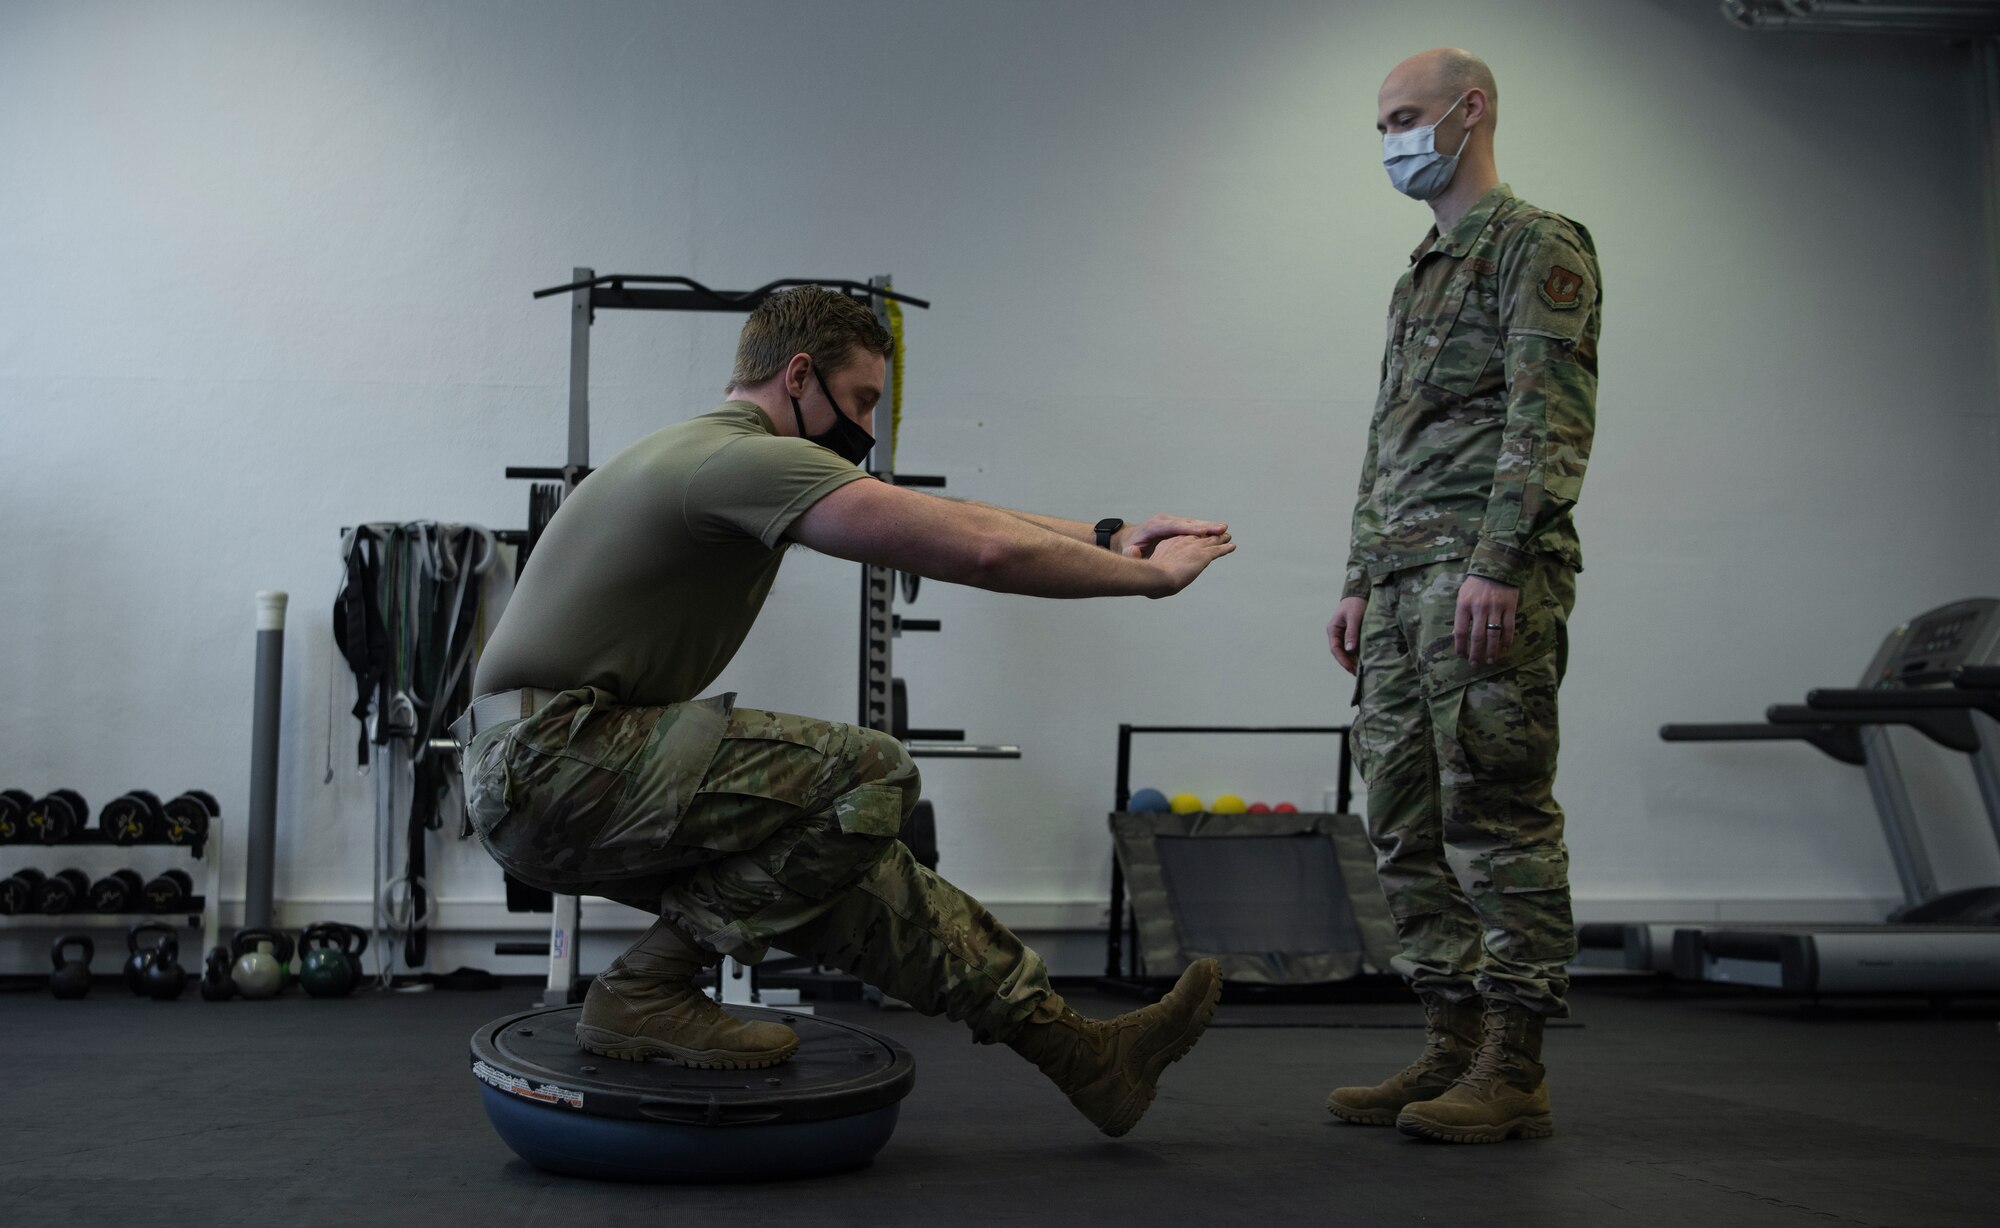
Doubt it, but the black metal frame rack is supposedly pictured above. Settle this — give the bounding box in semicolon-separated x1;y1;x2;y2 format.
1106;723;1354;980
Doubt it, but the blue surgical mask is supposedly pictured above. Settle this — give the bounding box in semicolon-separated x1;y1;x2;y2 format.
1382;93;1470;201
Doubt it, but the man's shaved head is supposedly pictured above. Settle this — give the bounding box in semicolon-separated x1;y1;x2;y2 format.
1431;48;1497;113
1378;47;1499;134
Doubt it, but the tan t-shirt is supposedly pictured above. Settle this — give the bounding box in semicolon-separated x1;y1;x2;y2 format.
474;402;870;705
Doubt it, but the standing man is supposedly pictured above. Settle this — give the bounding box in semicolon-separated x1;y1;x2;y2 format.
1324;48;1601;1144
459;286;1235;1138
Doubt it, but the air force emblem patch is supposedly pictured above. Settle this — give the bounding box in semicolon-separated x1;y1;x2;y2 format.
1539;266;1584;310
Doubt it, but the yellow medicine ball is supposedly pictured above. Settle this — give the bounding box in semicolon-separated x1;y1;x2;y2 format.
1210;794;1248;814
1168;793;1204;814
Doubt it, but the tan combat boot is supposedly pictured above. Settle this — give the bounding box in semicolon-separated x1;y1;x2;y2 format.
1006;959;1223;1137
1326;993;1482;1125
1396;998;1553;1143
575;920;801;1070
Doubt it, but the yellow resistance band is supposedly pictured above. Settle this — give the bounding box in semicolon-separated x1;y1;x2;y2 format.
885;295;905;467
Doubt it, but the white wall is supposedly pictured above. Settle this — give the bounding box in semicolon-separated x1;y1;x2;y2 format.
3;0;1996;976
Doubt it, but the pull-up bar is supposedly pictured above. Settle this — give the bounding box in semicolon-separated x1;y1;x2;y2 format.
530;273;931;312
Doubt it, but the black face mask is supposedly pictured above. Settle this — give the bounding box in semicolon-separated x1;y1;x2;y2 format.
789;366;876;467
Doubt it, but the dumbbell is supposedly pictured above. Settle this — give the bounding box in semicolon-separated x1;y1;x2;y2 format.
142;869;195;912
162;790;218;848
33;868;92;914
0;789;34;842
88;869;148;913
0;868;47;915
26;790;88;844
101;790;167;845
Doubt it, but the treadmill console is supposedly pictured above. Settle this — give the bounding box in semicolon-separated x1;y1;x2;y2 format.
1863;598;2000;689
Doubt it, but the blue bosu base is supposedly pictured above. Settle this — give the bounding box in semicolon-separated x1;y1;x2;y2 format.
476;1084;903;1182
470;1004;915;1183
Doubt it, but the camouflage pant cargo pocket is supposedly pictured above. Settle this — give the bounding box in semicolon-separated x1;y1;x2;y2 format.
834;782;911;839
470;690;732;891
767;810;898;901
1470;845;1577;1012
1352;586;1430;789
463;726;516;839
1488;846;1570;895
1432;642;1562;789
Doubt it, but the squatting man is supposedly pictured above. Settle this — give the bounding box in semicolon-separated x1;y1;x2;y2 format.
458;283;1235;1137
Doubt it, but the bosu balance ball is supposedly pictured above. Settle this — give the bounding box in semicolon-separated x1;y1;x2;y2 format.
470;1004;914;1182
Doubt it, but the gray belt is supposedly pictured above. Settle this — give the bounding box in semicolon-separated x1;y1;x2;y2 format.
448;687;559;748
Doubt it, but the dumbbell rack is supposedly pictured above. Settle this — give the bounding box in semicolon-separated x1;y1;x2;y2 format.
1;820;225;962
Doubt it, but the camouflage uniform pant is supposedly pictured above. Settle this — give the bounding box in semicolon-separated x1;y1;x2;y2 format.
462;688;1056;1042
1351;559;1578;1017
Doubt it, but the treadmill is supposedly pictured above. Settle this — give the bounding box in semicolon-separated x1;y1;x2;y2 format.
1627;599;2000;993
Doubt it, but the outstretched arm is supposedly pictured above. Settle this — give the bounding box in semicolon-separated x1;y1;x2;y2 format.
788;480;1234;599
966;504;1228;557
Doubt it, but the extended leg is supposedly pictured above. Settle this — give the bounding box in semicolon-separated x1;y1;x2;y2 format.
664;724;1222;1137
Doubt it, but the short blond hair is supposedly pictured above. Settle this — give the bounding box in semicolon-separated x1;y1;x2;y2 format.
730;285;892;388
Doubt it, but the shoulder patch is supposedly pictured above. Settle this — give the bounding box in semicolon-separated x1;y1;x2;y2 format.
1540;266;1584;311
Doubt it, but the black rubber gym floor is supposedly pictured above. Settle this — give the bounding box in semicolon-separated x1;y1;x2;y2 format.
2;976;1994;1227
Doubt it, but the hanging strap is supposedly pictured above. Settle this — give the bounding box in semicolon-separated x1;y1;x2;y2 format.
333;528;390;767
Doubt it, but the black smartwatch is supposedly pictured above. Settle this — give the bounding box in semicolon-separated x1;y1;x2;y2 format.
1093;518;1125;550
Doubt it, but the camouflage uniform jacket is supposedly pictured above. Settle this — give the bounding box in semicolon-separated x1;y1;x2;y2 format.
1341;184;1600;598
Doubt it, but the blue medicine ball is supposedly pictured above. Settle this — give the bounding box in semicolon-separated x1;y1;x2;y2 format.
1128;788;1171;813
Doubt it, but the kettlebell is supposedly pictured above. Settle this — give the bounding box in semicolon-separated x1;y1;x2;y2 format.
298;924;356;999
199;945;238;1001
49;933;94;999
143;933;188;1001
231;927;285;999
336;923;371;988
124;921;175;995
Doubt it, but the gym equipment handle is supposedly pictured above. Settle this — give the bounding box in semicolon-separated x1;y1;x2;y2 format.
1765;704;1980;754
1659;722;1867;767
1807;687;2000;720
1956;666;2000;691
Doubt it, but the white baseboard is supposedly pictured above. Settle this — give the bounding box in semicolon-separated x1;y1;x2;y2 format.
196;894;1900;934
1567;896;1898;925
182;896;1111;934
